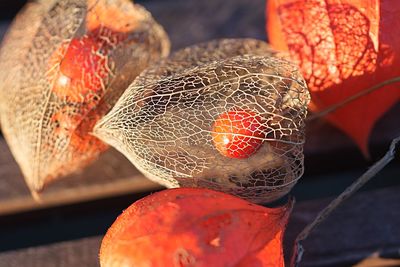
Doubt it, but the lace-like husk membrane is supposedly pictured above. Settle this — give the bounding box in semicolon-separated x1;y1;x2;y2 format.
95;39;310;203
0;0;170;192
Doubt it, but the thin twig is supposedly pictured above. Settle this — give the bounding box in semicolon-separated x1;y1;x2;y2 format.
291;136;400;267
307;77;400;121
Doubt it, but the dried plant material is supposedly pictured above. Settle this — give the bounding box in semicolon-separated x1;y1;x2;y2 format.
0;0;170;193
291;136;400;267
95;39;310;203
267;0;400;156
100;188;293;267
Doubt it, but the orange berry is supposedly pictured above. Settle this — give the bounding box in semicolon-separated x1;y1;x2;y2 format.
48;36;109;103
212;109;265;159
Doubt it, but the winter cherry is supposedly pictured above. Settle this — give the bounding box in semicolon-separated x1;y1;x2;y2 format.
48;36;110;103
212;109;265;159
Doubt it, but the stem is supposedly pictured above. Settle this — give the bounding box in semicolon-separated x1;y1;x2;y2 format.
307;76;400;121
290;136;400;267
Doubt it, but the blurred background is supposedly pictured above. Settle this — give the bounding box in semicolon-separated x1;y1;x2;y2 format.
0;0;399;266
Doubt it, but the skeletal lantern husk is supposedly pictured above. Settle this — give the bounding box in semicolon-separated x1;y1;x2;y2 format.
94;39;310;203
0;0;170;193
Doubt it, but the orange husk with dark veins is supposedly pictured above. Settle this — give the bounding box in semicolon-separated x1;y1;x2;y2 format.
267;0;400;156
0;0;170;193
100;188;292;267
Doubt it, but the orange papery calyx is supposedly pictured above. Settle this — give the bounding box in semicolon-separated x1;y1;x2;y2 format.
267;0;400;156
100;188;292;267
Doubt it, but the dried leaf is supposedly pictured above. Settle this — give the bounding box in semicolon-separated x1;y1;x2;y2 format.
267;0;400;156
100;188;292;267
0;0;170;193
95;39;310;203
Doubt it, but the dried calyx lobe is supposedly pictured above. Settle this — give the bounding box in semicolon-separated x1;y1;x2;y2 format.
95;38;310;203
0;0;170;193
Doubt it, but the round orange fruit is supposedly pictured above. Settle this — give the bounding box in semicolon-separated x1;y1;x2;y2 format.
212;109;265;159
48;36;109;103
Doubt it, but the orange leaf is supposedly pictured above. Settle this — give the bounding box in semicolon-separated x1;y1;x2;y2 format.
100;188;292;267
267;0;400;156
